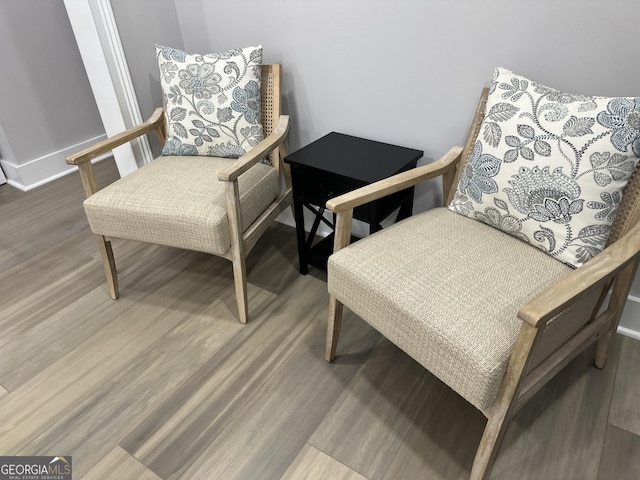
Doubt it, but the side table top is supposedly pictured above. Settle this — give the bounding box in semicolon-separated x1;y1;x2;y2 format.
284;132;423;184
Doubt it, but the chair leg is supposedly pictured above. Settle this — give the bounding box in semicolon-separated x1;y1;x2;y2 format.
231;255;249;324
595;331;613;369
225;180;249;324
469;322;539;479
96;235;118;300
325;295;344;362
470;408;511;480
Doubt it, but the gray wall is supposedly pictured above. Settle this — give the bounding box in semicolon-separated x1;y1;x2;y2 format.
111;0;183;156
170;0;639;208
159;0;640;300
2;1;640;302
0;0;105;188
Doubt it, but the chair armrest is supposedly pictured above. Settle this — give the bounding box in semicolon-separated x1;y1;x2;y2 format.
66;108;165;166
518;220;640;328
326;145;464;213
218;115;290;182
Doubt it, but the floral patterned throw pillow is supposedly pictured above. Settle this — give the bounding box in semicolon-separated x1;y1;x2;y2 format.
449;67;640;268
156;44;263;158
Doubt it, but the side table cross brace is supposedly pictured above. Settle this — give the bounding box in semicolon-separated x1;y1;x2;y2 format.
284;132;423;275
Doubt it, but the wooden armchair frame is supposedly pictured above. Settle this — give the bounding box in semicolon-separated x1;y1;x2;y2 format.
324;88;640;479
67;64;292;324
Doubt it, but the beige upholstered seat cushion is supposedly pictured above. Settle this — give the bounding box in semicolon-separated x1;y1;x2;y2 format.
84;156;278;256
328;207;571;414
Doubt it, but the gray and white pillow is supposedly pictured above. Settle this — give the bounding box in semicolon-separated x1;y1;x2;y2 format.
449;66;640;268
156;44;263;158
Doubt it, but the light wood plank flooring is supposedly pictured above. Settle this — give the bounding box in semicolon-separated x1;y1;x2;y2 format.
1;158;639;479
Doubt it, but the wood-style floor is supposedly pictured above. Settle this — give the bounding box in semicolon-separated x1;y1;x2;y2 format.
1;158;640;480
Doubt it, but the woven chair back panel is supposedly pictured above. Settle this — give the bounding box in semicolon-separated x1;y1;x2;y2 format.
261;68;278;166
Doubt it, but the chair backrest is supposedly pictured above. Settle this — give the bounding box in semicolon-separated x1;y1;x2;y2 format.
260;64;283;171
445;88;640;247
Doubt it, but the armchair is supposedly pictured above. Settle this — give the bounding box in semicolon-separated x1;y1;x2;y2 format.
325;82;640;479
67;64;291;324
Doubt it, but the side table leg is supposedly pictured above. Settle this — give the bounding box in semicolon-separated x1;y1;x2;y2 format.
293;198;308;274
397;186;415;222
370;202;382;234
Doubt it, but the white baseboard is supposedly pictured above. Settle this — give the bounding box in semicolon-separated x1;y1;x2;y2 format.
0;134;107;191
618;295;640;340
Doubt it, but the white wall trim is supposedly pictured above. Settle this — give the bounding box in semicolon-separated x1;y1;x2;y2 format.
63;0;152;177
626;294;640;303
1;134;109;191
0;123;14;185
618;294;640;339
618;326;640;341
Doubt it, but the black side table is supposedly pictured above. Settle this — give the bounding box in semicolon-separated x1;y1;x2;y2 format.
284;132;423;274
